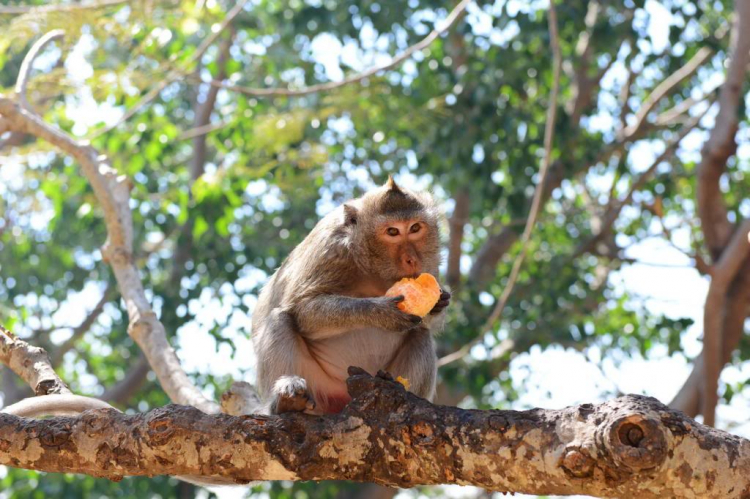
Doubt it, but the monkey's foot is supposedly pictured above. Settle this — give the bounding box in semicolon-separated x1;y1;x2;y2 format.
270;376;316;414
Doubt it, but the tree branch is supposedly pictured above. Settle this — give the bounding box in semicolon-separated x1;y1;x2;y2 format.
0;36;220;414
91;0;249;137
101;353;151;406
50;283;114;367
697;0;750;259
0;0;128;15
446;188;470;289
198;0;471;98
2;394;114;417
0;325;70;396
439;1;562;368
670;257;750;417
0;369;748;497
574;105;710;257
15;30;65;112
622;47;714;139
700;220;750;426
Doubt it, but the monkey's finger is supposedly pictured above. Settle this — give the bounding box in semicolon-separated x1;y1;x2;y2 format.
439;291;451;301
390;295;406;303
407;314;422;324
305;398;316;411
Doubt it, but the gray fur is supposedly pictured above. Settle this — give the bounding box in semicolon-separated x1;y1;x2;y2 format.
252;179;447;413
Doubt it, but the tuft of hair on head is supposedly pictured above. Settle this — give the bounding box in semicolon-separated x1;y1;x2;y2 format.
365;175;425;219
385;174;403;194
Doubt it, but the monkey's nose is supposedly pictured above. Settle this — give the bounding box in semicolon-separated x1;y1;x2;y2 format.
401;255;421;275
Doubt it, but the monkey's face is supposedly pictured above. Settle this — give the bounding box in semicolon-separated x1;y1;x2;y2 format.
348;178;441;286
369;218;434;281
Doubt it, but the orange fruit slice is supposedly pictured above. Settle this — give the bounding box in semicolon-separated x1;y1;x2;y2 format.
385;273;441;317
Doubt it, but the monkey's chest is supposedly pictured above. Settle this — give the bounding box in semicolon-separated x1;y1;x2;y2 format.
308;327;406;381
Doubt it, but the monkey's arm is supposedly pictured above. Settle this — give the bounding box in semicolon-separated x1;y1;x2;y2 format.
293;294;422;339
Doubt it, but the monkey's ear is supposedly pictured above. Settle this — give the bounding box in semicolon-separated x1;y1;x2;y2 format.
385;175;403;193
343;203;358;226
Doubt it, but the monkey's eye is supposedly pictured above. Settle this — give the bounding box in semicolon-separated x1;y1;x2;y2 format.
386;227;400;236
409;223;422;233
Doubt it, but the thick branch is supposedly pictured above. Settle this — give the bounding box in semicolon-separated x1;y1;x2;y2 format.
670;257;750;416
0;325;70;396
0;72;219;414
0;369;748;497
700;220;750;426
697;0;750;258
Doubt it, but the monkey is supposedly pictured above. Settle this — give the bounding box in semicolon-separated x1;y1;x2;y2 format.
252;176;451;415
1;176;450;486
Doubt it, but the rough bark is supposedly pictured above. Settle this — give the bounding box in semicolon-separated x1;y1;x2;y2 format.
0;325;70;396
0;369;747;498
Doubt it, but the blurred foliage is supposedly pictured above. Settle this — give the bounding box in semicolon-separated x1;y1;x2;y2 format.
0;0;745;497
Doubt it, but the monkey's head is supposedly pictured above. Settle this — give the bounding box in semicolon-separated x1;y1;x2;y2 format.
342;176;441;284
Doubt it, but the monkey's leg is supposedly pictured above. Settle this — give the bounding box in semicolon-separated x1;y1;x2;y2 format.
385;327;437;401
255;308;317;414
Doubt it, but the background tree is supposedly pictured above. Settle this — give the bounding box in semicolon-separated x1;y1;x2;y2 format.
0;0;748;497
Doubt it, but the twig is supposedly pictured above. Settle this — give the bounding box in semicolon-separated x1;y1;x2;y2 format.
91;0;249;137
438;0;562;368
101;353;150;405
177;119;229;141
50;283;114;367
199;0;472;98
622;47;713;139
15;30;65;112
0;0;127;15
0;325;71;396
572;104;710;258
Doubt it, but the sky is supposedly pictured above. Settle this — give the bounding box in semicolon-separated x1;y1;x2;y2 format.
1;0;749;498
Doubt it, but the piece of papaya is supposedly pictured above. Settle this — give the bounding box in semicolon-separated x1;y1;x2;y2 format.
385;273;441;317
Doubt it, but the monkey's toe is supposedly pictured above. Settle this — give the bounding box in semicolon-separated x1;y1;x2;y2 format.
271;376;316;414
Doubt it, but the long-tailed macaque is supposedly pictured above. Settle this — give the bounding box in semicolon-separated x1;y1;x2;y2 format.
2;177;449;486
252;176;450;415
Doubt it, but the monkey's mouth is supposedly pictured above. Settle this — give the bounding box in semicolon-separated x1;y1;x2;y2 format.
400;272;422;280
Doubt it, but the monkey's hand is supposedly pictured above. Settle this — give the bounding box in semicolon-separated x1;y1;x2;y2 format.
429;290;451;315
372;295;423;331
